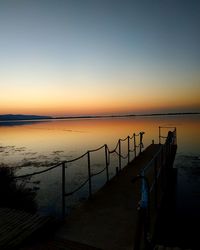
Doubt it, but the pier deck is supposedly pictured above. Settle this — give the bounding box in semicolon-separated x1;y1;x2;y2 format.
0;208;52;249
54;144;161;250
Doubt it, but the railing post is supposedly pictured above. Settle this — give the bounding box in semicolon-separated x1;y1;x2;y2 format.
62;162;66;219
161;145;164;167
116;166;119;176
159;126;161;144
118;139;121;171
164;143;167;167
128;136;130;164
134;133;137;158
161;146;165;191
174;127;177;145
105;144;109;182
87;151;92;198
154;158;158;209
139;132;144;154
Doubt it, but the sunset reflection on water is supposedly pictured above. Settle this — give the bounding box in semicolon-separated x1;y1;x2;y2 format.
0;115;199;216
0;115;199;169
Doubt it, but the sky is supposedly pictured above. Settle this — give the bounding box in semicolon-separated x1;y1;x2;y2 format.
0;0;200;116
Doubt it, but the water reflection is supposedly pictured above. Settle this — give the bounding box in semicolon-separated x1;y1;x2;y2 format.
0;119;49;127
0;115;199;216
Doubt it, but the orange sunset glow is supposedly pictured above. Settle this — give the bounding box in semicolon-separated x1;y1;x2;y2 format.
0;1;200;117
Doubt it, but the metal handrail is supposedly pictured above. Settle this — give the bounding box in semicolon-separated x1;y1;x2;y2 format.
135;127;177;249
159;126;176;144
141;128;177;196
142;146;162;174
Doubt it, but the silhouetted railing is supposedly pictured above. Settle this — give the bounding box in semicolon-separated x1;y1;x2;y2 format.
14;131;145;218
134;127;177;250
159;126;177;144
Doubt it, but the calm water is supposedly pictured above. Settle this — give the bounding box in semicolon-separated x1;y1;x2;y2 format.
0;115;199;217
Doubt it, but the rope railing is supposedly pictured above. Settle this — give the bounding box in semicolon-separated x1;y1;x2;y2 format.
87;144;105;153
13;162;63;179
67;132;143;205
65;178;90;197
91;166;107;177
120;136;129;142
61;132;145;216
64;151;88;163
108;140;120;154
14;131;145;218
135;133;141;136
114;150;129;160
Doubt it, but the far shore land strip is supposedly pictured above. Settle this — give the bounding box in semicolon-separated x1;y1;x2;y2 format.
0;112;199;122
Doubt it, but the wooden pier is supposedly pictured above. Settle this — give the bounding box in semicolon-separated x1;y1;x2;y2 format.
55;144;163;250
0;128;178;249
0;208;52;249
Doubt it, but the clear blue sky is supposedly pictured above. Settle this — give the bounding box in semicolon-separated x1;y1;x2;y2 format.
0;0;199;116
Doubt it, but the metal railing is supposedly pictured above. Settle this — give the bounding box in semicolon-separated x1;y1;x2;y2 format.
159;126;177;144
14;131;145;218
134;127;177;250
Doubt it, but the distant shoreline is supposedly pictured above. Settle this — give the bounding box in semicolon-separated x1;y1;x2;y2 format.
0;112;199;121
54;112;200;120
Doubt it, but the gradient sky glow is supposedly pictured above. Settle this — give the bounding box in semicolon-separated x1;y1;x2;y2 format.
0;0;200;116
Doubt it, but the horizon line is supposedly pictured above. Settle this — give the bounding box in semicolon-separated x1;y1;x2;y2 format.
0;112;199;121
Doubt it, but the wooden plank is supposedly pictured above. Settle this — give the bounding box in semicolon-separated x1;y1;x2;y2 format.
6;217;51;248
0;215;45;245
0;210;33;235
0;212;41;242
0;208;51;248
0;218;49;247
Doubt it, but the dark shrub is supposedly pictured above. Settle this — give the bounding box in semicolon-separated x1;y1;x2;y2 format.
0;167;37;213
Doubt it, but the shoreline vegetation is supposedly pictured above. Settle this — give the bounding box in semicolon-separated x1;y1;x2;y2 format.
0;167;37;213
0;112;199;122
